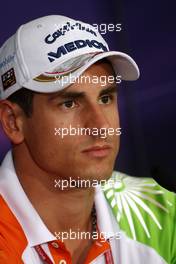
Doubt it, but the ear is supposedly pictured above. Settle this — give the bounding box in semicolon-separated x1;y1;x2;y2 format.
0;100;25;144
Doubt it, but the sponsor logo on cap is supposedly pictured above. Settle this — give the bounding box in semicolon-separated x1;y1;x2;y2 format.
45;22;97;44
0;53;15;70
47;39;108;62
1;68;16;90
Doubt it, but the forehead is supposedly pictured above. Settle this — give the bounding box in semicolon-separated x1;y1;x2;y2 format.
85;59;115;76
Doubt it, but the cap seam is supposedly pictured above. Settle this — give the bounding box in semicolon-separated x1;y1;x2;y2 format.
15;25;30;82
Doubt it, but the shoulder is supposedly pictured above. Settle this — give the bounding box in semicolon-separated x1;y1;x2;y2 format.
102;171;176;264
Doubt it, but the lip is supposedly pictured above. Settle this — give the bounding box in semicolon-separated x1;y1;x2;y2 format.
82;145;112;158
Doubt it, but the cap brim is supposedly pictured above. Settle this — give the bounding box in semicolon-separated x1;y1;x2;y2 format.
23;51;140;93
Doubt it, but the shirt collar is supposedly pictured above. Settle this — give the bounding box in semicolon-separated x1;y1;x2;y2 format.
94;185;120;240
0;150;119;247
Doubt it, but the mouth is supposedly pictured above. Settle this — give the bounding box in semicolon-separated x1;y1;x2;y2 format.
81;144;112;158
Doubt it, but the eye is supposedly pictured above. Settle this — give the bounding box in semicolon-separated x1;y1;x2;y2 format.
61;100;77;109
99;95;113;104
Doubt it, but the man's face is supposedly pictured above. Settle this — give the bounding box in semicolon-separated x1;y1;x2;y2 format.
22;61;120;182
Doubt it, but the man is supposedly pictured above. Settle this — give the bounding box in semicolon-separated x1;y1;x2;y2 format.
0;15;175;264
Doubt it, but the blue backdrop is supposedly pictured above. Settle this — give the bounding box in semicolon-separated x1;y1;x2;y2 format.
0;0;175;191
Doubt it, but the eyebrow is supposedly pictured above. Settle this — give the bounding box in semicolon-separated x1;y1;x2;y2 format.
99;85;117;97
49;84;117;101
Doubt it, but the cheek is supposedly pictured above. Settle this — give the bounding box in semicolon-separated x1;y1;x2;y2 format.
108;107;120;150
24;115;80;172
108;105;120;128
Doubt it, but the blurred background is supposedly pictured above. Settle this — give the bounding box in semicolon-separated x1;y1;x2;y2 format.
0;0;175;191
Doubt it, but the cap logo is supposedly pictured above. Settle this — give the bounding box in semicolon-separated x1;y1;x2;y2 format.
47;39;108;63
0;53;15;70
1;68;16;90
45;22;97;44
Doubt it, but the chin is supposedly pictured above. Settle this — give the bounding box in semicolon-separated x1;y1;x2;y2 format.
77;163;114;183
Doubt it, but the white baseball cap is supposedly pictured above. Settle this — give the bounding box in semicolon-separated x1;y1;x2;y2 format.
0;15;140;100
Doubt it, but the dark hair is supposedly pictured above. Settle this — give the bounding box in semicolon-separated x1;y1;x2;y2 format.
8;88;35;117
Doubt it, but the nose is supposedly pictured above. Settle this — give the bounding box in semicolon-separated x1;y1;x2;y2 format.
84;104;110;136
